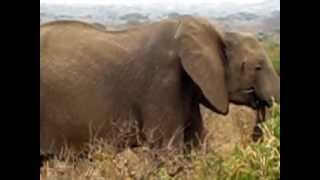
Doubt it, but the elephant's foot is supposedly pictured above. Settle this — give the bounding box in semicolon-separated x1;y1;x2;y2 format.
184;126;207;153
252;125;264;142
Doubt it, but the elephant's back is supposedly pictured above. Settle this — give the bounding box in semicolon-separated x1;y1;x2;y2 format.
41;20;103;32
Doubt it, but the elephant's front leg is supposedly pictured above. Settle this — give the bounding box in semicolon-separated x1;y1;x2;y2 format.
141;108;186;151
184;103;206;149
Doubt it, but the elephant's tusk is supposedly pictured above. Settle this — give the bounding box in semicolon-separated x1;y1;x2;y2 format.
271;96;276;104
242;88;254;94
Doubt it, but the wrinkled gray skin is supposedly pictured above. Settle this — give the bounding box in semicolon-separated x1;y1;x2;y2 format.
40;16;279;155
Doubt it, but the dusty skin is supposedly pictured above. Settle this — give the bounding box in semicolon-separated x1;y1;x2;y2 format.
40;16;279;156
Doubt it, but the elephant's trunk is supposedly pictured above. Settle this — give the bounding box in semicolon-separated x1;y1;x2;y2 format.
255;58;280;107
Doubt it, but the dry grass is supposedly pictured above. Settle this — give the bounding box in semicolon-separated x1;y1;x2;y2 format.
40;103;280;180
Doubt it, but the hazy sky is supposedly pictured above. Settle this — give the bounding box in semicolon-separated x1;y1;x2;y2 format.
40;0;267;5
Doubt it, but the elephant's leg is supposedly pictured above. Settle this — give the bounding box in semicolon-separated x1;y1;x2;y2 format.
143;122;185;151
40;116;55;166
184;103;206;149
140;107;186;151
40;149;54;167
165;124;185;151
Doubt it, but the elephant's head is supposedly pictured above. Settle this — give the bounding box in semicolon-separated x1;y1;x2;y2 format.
174;16;280;114
223;31;280;108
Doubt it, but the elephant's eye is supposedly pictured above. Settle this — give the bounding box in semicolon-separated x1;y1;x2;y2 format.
255;65;262;71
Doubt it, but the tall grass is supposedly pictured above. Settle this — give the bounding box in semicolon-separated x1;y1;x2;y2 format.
220;103;280;180
40;104;280;180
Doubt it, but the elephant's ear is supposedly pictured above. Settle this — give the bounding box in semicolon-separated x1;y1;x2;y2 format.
174;17;229;114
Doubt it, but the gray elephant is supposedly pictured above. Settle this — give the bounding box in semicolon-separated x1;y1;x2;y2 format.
40;16;279;155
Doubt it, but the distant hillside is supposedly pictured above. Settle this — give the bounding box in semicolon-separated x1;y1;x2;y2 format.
40;0;280;41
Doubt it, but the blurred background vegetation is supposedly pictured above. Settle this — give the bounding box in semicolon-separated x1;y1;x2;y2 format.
262;37;280;75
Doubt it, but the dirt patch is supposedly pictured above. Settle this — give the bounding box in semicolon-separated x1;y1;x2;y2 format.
202;104;272;157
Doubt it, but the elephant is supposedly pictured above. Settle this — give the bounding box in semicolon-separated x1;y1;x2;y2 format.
40;15;280;155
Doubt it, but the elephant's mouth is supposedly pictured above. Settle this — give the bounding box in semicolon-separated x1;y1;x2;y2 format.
241;87;255;94
241;87;272;108
242;87;269;142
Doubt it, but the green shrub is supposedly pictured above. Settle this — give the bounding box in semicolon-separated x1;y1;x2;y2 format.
221;103;280;180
